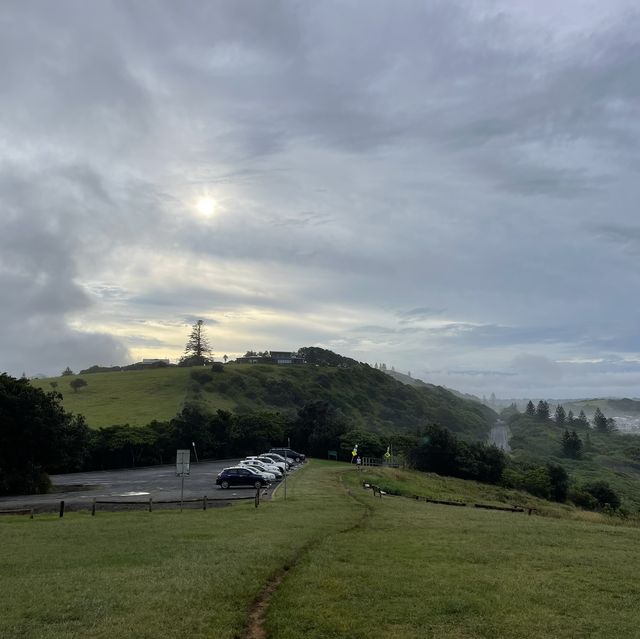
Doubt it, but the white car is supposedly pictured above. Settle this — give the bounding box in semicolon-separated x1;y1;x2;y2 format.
239;460;278;481
245;457;283;477
262;452;294;469
257;455;288;473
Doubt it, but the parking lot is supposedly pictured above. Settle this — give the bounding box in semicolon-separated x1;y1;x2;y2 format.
0;459;286;513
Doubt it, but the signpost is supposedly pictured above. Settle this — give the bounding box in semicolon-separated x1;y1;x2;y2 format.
176;449;191;512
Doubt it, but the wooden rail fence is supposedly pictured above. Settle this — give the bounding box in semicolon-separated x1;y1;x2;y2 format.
362;481;533;514
0;507;34;518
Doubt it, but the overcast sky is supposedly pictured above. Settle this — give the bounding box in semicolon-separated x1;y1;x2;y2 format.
2;0;640;398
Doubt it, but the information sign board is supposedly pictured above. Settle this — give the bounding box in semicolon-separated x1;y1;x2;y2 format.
176;449;191;476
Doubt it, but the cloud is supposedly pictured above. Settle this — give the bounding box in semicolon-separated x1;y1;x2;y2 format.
510;354;564;381
1;1;640;397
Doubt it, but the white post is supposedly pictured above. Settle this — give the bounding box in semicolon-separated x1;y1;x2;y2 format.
284;448;287;500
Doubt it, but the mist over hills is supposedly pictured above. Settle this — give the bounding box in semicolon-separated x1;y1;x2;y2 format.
480;395;640;434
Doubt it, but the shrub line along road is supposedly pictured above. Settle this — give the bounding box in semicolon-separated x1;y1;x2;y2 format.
0;459;283;512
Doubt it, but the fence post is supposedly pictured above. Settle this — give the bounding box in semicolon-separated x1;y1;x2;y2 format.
59;500;65;518
30;509;34;519
149;497;153;513
255;487;260;509
203;495;208;511
91;499;96;516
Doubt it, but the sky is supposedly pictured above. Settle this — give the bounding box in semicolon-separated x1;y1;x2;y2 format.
2;0;640;399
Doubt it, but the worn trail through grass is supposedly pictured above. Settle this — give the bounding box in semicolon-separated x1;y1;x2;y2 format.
243;468;372;639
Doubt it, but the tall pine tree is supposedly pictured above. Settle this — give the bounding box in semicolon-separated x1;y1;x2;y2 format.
593;407;608;432
536;400;550;420
180;319;212;366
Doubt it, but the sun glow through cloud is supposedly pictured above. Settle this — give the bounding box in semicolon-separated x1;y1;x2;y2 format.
195;196;216;218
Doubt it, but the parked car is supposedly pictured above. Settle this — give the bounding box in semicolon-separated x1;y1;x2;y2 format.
270;448;306;463
216;466;270;489
257;455;288;473
238;460;278;481
244;457;283;478
262;452;294;469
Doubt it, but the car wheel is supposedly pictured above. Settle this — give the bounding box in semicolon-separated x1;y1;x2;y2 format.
221;480;230;489
254;480;262;489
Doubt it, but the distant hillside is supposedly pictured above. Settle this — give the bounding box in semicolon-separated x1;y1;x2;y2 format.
566;397;640;416
31;349;497;440
507;411;640;508
385;369;497;433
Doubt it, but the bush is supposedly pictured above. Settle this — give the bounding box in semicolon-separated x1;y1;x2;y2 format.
190;370;213;385
569;487;599;510
69;378;88;393
582;481;620;510
210;362;224;373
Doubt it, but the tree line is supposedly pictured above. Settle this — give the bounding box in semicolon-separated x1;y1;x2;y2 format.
0;373;621;511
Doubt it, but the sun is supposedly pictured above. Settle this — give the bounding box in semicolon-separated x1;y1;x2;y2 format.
195;196;216;218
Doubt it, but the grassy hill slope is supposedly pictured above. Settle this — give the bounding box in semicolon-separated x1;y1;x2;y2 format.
2;461;639;639
31;363;497;440
31;368;194;428
508;413;640;509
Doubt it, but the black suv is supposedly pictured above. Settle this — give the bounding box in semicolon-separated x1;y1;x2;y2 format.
216;467;270;489
269;448;306;463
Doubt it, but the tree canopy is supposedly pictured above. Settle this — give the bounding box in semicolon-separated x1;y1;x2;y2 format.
0;374;90;495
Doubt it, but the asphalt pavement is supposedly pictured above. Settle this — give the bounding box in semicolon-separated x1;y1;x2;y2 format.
489;420;511;452
0;459;283;513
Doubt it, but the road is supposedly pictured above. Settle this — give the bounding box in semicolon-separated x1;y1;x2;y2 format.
0;459;283;513
489;420;511;452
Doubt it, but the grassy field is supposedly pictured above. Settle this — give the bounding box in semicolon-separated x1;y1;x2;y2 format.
2;461;640;638
270;473;640;638
0;462;360;639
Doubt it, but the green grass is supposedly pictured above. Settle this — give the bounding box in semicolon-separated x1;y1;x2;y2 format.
0;461;361;639
31;368;193;428
353;465;579;518
3;462;640;638
268;466;640;638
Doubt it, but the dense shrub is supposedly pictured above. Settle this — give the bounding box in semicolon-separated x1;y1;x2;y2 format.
190;370;213;385
569;487;599;510
407;424;505;485
582;481;620;510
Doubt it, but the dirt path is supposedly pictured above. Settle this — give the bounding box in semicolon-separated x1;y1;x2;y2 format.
242;474;372;639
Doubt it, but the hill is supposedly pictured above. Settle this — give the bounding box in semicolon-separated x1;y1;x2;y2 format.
565;397;640;415
508;411;640;509
31;353;497;440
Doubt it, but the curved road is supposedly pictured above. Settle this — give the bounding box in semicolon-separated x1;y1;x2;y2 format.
0;459;284;513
